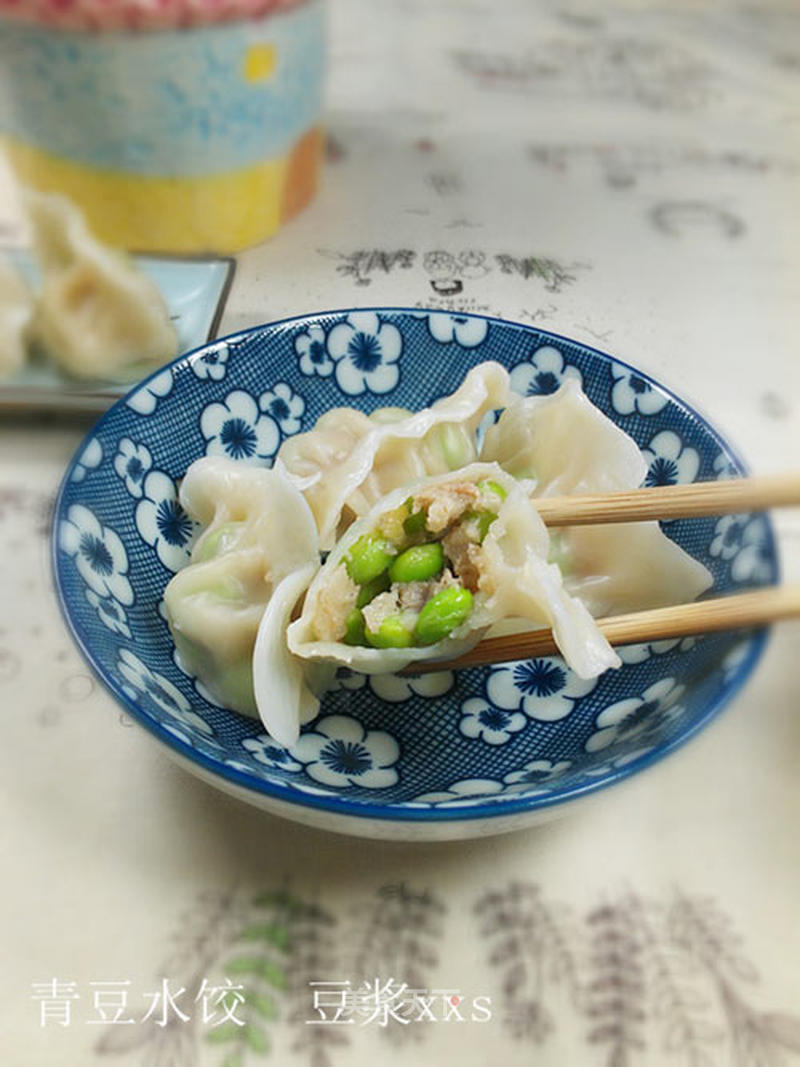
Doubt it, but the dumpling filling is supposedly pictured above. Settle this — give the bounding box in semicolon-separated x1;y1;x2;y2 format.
310;479;508;649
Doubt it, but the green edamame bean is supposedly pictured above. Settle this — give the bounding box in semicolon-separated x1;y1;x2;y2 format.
366;615;414;649
403;501;428;537
344;609;367;646
426;423;475;469
465;509;498;543
478;479;508;501
356;572;391;609
194;522;241;562
388;542;444;584
414;586;474;646
345;533;395;585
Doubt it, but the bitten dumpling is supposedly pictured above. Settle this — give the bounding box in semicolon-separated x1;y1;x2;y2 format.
278;361;511;549
0;258;34;376
26;191;178;380
163;457;320;716
286;463;620;689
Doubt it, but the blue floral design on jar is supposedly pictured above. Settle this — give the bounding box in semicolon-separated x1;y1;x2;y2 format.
113;438;153;499
200;390;279;465
510;345;582;398
369;671;454;703
503;758;572;793
191;344;229;382
69;437;103;483
85;589;131;639
117;648;213;736
585;678;684;753
136;470;200;572
289;714;400;788
242;734;303;772
641;430;700;487
459;698;527;746
295;323;334;378
59;504;134;606
426;312;489;348
326;312;403;395
709;513;749;561
126;367;174;416
610;362;668;416
485;657;598;722
259;382;305;437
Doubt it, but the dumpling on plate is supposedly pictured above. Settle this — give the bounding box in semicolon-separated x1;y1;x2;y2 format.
278;361;510;549
0;257;34;376
26;191;177;380
163;457;320;717
285;462;620;691
481;379;713;617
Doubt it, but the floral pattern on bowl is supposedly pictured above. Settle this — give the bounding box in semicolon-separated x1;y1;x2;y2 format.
53;308;777;839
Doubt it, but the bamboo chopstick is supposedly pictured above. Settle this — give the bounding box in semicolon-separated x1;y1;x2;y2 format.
399;585;800;674
534;473;800;528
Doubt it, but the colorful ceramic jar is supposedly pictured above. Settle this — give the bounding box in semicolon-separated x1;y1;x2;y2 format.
0;0;325;252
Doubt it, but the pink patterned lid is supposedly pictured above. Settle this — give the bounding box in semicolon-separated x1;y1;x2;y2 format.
0;0;310;31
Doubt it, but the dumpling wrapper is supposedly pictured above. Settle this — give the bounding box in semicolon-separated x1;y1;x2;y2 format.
163;458;320;717
0;257;34;376
278;361;510;549
287;462;620;686
481;379;713;617
26;191;177;380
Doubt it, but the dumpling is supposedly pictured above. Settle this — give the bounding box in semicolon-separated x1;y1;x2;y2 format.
163;457;319;716
481;380;713;616
286;463;620;692
0;258;34;376
26;191;177;380
278;361;510;549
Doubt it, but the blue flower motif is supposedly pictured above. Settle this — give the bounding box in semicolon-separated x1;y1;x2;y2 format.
610;362;668;416
289;714;400;788
369;671;454;703
585;678;684;752
503;759;572;793
200;390;279;464
510;345;582;398
136;470;199;572
70;437;103;483
459;697;526;746
641;430;699;487
113;438;153;498
117;648;213;736
59;504;134;605
426;312;489;348
617;636;695;664
713;451;737;480
126;367;174;415
709;515;772;583
242;734;302;772
191;344;229;382
484;658;597;722
412;778;503;806
295;324;334;378
86;588;131;639
326;312;402;395
259;382;305;436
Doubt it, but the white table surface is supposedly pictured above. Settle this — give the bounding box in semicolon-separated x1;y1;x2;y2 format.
2;1;800;1064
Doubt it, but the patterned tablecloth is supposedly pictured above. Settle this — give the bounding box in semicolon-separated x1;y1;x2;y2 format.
1;1;800;1064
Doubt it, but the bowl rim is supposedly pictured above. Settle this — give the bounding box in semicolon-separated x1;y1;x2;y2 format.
51;305;778;824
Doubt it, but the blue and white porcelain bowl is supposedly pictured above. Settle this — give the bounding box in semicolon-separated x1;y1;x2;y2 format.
53;309;777;840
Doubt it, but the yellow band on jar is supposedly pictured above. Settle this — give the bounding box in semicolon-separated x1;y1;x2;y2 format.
4;127;322;254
